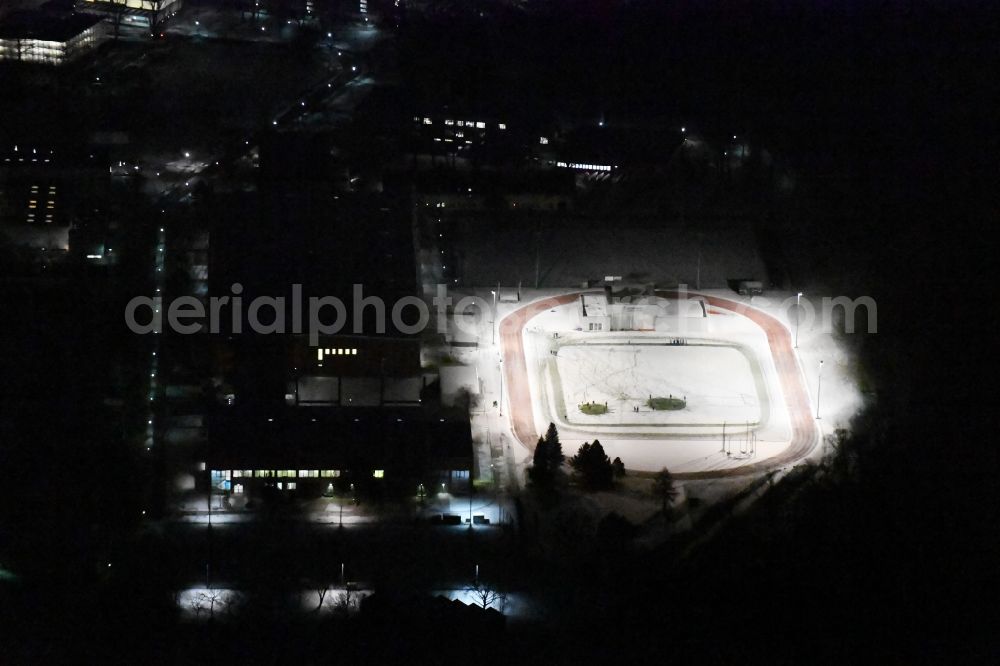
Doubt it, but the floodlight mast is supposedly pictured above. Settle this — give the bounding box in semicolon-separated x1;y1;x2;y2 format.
816;360;824;419
795;292;803;348
491;289;497;345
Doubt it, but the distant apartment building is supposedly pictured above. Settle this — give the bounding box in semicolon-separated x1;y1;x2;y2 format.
0;142;111;264
409;113;526;167
0;10;107;65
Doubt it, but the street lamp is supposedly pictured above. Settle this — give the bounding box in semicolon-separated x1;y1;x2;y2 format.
795;292;803;349
498;358;504;417
490;290;497;345
816;360;824;419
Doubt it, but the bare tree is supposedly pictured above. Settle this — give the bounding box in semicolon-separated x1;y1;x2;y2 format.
465;579;507;613
333;583;359;616
311;581;332;612
193;588;234;620
107;0;128;41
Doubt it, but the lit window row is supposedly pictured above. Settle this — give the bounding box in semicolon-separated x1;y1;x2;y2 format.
428;119;504;130
555;161;613;172
231;469;342;478
317;347;358;360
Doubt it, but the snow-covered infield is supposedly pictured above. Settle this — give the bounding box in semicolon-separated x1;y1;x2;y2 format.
520;297;793;473
552;340;765;429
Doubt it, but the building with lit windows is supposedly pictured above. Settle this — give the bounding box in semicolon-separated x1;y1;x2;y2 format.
207;406;472;500
202;143;472;505
75;0;180;32
410;113;517;165
0;10;107;65
0;142;111;264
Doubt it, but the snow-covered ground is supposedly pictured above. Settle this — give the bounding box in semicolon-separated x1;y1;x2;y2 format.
439;285;865;482
552;340;762;427
515;296;793;472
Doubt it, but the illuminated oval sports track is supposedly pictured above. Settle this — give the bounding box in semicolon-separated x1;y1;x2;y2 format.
498;291;819;480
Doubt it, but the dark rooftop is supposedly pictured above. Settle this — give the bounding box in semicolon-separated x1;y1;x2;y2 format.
207;405;472;470
0;10;104;42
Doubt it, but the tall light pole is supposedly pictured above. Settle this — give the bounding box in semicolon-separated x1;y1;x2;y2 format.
498;358;504;417
795;292;803;349
490;289;497;345
816;360;824;419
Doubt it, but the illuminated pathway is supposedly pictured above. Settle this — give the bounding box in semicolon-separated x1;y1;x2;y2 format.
498;291;819;480
145;222;167;449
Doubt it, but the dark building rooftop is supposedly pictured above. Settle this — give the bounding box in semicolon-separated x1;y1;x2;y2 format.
206;405;471;472
0;10;103;42
209;188;418;338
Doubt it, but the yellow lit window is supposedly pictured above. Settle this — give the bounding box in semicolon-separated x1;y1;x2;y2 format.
373;469;384;479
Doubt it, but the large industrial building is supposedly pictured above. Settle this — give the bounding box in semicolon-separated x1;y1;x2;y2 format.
0;10;107;65
202;135;472;505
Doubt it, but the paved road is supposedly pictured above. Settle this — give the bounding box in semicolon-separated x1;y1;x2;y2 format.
498;291;818;479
